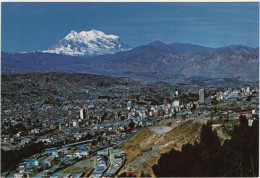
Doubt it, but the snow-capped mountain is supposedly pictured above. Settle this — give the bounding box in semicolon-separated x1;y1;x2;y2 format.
42;29;131;56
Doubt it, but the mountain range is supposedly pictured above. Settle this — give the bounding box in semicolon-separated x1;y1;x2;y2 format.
2;30;259;85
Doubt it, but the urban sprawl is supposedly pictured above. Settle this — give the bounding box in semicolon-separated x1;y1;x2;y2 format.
1;86;259;178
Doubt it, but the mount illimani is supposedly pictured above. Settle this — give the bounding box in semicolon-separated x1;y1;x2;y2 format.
2;30;259;85
42;29;131;56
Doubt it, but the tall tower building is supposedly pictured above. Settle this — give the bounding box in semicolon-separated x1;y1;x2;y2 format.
227;88;232;96
216;91;223;100
199;89;205;104
246;87;251;94
80;108;85;120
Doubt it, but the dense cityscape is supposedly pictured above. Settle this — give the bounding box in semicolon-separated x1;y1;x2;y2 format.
1;73;258;177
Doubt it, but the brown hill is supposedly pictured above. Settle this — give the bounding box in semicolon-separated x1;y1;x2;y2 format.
118;119;203;177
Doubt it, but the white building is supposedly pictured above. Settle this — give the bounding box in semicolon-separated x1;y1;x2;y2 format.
73;121;79;127
172;100;180;107
199;89;205;104
246;87;251;95
232;90;240;96
80;108;85;120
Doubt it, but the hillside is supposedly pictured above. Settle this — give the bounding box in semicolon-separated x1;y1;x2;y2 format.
118;119;203;176
1;72;148;117
152;117;259;177
91;44;258;82
2;42;258;84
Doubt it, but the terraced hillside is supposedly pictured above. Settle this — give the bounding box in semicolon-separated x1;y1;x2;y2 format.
118;119;203;177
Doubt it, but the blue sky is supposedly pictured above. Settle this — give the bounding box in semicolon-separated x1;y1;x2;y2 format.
2;2;259;52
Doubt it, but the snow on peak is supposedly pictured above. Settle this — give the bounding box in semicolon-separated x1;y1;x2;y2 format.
64;30;78;40
43;29;131;56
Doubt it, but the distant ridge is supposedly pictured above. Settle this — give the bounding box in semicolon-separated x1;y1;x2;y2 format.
2;41;259;84
149;41;211;54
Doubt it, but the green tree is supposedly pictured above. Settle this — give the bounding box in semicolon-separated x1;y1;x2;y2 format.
128;121;135;129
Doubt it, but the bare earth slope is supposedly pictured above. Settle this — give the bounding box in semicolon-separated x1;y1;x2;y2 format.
118;119;203;176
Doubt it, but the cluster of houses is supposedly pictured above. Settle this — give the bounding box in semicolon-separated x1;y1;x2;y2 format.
90;147;126;177
12;144;126;178
13;145;81;177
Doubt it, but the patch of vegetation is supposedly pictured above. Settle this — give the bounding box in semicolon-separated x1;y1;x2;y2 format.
1;142;46;172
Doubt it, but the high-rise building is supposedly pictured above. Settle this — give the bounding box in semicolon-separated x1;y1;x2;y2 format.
80;108;85;119
246;87;250;94
241;88;246;95
199;89;205;103
216;91;223;100
175;90;181;96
